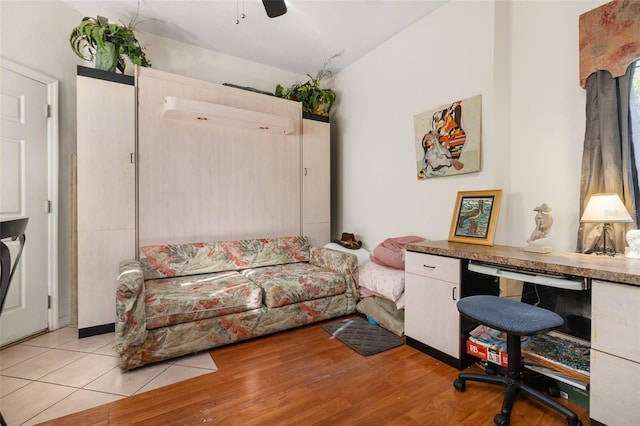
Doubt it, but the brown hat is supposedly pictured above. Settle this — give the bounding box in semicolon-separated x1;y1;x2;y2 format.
333;232;362;250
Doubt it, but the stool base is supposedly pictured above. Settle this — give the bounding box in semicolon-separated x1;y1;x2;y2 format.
454;371;582;426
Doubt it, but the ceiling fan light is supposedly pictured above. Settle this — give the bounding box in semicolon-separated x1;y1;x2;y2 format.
263;0;287;18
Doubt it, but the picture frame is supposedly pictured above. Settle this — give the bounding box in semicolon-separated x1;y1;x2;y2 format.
414;94;482;179
448;189;503;245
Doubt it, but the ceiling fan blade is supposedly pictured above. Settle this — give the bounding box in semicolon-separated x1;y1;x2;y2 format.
262;0;287;18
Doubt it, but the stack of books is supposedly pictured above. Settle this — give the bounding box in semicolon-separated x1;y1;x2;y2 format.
465;325;590;391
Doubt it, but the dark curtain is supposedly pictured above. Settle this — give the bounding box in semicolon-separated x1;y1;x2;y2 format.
577;62;638;253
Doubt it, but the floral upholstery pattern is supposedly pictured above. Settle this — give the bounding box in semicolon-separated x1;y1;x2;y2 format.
116;259;148;356
242;263;346;308
144;271;262;329
139;236;310;279
116;236;359;370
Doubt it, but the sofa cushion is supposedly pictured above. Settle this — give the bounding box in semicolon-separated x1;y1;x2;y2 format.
139;236;311;279
144;271;263;329
243;263;346;308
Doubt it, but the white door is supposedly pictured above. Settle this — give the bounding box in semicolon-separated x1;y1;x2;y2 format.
0;65;50;345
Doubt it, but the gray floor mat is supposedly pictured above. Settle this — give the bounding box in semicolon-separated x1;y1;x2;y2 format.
323;317;404;356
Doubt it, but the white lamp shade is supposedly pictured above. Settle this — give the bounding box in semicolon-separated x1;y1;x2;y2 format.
580;193;633;223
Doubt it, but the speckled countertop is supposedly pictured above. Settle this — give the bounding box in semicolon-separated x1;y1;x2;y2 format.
406;240;640;286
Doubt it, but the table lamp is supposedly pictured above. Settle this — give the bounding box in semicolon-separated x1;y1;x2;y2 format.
580;193;633;256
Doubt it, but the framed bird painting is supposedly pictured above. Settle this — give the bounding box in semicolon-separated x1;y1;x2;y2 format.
449;189;503;245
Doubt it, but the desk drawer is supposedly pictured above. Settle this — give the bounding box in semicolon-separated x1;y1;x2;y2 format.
590;349;640;424
591;280;640;363
405;251;460;283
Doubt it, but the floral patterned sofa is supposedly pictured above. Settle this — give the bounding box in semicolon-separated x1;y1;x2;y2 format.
115;236;358;370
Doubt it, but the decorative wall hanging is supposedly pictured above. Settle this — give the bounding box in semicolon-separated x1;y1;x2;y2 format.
448;189;502;246
414;94;481;179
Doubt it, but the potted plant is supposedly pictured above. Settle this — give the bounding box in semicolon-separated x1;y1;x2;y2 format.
274;76;336;116
70;15;151;73
274;54;339;116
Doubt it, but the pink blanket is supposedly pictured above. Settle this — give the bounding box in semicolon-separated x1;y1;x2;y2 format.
370;236;426;269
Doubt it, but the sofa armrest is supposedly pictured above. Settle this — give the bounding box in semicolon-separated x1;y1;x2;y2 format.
115;259;148;354
310;247;359;297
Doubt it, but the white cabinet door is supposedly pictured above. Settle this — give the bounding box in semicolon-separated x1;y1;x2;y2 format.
302;117;330;247
591;280;640;362
405;252;461;358
77;70;135;332
405;273;460;358
590;280;640;424
590;350;640;425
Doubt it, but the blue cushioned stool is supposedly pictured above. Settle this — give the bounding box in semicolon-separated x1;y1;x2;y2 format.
453;295;581;426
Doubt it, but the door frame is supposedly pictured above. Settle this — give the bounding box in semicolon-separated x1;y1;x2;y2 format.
1;58;59;331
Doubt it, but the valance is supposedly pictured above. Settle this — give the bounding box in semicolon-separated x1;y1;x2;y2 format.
579;0;640;88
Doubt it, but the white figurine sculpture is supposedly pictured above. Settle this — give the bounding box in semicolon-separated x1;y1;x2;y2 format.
626;229;640;258
524;203;553;253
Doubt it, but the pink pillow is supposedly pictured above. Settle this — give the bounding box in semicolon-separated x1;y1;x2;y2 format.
359;261;406;308
370;236;426;269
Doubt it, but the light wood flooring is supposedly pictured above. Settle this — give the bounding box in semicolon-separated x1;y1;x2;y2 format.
38;317;589;425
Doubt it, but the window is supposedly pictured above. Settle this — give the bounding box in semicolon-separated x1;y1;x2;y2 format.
632;62;640;195
633;62;640;109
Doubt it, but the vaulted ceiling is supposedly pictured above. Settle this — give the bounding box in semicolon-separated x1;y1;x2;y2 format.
63;0;447;76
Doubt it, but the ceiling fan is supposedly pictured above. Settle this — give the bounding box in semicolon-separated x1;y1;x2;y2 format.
262;0;287;18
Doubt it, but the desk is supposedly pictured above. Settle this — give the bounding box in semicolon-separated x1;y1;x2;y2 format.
405;241;640;425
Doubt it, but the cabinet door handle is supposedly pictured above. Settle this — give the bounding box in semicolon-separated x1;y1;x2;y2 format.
422;264;436;269
304;167;308;176
452;287;457;301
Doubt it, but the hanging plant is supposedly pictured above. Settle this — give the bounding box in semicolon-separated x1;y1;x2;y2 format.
70;15;151;73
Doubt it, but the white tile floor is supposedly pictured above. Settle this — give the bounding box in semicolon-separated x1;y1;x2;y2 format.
0;326;218;425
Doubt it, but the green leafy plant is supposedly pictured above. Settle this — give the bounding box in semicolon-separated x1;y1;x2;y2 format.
274;76;336;116
70;15;151;73
274;53;340;116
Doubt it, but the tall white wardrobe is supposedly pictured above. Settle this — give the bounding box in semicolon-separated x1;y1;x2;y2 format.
302;112;331;249
76;67;135;337
76;66;331;336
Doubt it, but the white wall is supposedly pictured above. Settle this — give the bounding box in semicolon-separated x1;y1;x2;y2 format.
331;0;503;249
508;0;605;251
136;32;303;94
0;0;303;329
332;0;607;252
